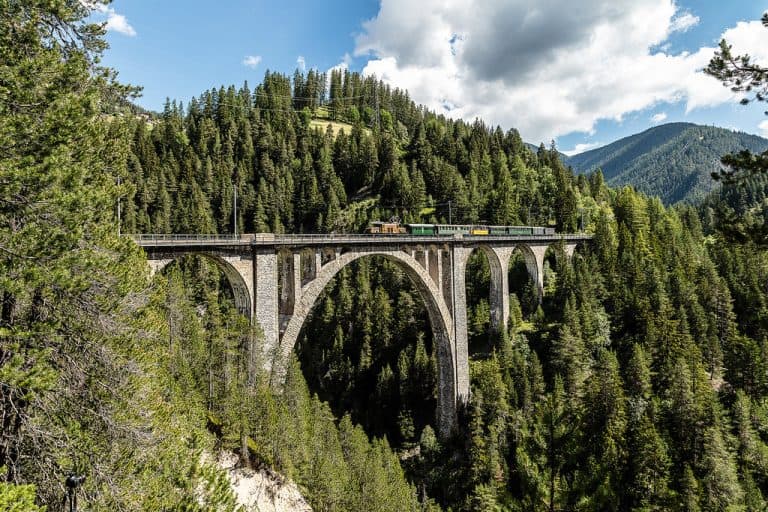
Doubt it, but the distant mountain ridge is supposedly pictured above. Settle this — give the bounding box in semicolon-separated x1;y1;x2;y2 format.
561;123;768;204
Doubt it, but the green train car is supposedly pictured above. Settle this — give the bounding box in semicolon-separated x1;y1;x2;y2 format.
406;223;437;235
366;222;555;236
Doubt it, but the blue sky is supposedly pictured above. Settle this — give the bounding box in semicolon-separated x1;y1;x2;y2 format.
99;1;378;112
99;0;768;154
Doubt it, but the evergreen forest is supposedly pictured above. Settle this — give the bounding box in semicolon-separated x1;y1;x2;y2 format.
4;2;768;511
565;122;768;205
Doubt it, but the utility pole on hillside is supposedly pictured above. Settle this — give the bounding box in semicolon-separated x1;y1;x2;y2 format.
117;175;121;236
233;183;238;237
374;82;380;131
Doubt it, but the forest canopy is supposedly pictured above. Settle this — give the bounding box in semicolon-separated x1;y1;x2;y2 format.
3;2;768;511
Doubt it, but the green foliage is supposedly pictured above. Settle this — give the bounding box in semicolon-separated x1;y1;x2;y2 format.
122;68;583;235
6;6;768;510
0;478;43;512
702;14;768;245
0;1;201;509
705;13;768;109
0;3;426;510
567;123;768;204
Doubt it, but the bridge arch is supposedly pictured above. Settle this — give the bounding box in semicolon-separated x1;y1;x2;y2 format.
275;249;458;435
470;245;507;334
512;243;547;301
147;252;254;318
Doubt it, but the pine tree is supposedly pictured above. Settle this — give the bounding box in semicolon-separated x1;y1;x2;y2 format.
577;349;627;509
516;376;577;512
624;345;671;508
678;465;702;512
699;426;744;510
0;0;151;504
551;296;589;398
732;391;768;507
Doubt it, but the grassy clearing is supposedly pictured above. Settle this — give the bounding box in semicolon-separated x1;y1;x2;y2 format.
309;118;370;138
314;106;331;119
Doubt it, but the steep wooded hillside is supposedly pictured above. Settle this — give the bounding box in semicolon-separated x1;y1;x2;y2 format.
6;4;768;509
117;72;768;510
566;123;768;204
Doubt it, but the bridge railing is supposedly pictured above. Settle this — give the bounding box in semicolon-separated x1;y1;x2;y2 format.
127;232;593;246
127;233;250;244
127;233;432;241
267;233;455;241
268;233;594;239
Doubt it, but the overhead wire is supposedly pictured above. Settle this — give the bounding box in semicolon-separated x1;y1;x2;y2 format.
155;88;437;221
188;101;378;117
197;85;382;102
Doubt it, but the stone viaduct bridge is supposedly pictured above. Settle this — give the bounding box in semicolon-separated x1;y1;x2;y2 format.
130;232;591;436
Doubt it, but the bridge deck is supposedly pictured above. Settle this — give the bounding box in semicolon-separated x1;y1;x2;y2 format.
128;233;592;248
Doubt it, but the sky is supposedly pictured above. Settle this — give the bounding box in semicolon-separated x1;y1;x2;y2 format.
98;0;768;155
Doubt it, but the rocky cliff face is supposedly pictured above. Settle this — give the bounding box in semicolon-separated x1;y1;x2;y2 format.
216;452;312;512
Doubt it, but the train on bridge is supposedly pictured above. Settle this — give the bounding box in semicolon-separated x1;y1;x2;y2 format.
365;220;556;236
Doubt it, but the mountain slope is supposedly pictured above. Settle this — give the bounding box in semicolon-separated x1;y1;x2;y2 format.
566;123;768;204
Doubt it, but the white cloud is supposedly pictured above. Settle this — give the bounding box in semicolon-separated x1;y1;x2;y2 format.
297;56;306;72
355;0;766;142
242;55;262;69
670;12;699;33
106;12;136;36
563;142;603;156
82;1;136;36
651;112;668;123
327;53;353;74
759;119;768;138
720;19;768;66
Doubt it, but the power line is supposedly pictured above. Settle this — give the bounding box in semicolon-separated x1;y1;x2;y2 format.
194;91;371;104
188;101;380;117
256;92;369;101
